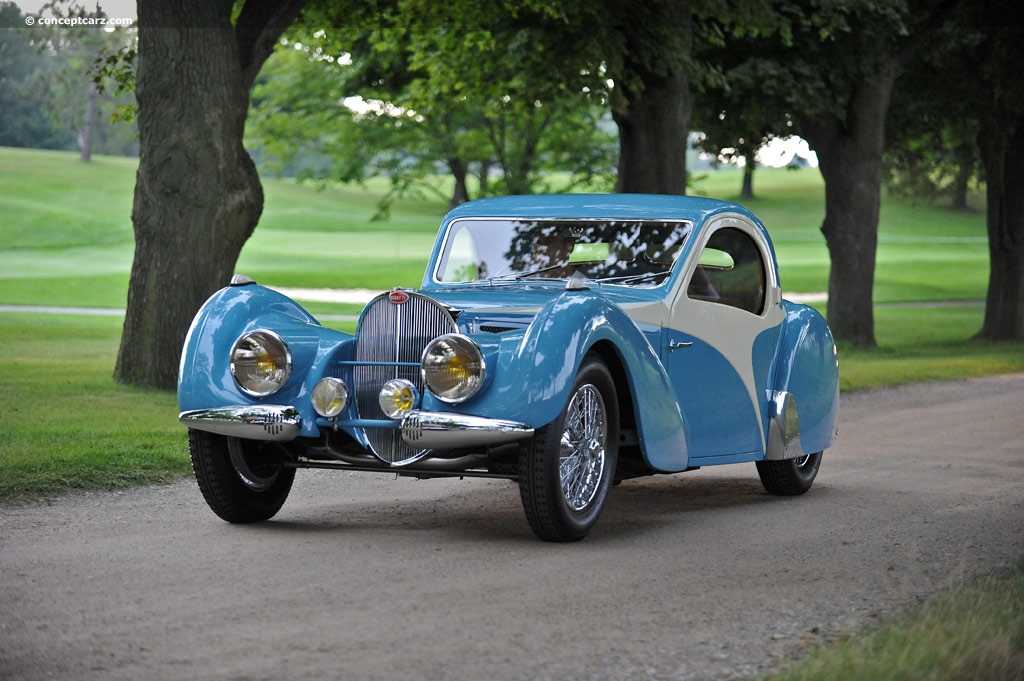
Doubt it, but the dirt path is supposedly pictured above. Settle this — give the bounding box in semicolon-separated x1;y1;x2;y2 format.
2;375;1023;681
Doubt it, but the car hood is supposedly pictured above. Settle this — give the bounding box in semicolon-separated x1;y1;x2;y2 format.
422;283;666;333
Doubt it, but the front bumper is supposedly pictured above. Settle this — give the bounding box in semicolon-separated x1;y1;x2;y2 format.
179;405;534;450
179;405;301;442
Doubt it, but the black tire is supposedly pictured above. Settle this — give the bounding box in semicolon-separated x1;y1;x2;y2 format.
518;355;619;542
756;452;822;496
188;429;295;523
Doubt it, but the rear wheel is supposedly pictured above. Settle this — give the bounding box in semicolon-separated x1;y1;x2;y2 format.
518;355;619;542
756;452;822;496
188;429;295;523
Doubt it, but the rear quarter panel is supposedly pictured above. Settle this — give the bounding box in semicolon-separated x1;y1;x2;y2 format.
772;301;840;454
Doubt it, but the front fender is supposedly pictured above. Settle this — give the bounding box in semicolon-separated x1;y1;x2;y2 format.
482;290;689;471
177;283;352;438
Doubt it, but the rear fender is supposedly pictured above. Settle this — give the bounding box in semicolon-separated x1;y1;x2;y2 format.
768;302;840;459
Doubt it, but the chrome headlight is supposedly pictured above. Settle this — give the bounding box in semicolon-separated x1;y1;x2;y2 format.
230;329;291;397
312;377;349;418
421;334;485;404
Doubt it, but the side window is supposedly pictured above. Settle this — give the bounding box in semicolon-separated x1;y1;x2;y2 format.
687;227;766;314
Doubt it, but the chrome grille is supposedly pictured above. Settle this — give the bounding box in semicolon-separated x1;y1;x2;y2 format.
354;291;458;465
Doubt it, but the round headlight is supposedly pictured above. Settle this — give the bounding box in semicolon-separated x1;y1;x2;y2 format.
421;334;485;403
230;329;291;397
379;379;419;419
312;377;349;418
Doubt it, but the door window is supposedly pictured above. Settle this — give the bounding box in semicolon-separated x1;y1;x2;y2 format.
687;227;767;314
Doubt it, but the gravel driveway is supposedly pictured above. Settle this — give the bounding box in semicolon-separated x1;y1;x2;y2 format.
2;374;1023;681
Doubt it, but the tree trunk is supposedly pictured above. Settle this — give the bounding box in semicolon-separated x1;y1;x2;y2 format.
447;156;469;209
800;69;897;348
114;0;306;390
477;159;491;195
977;120;1024;341
78;81;97;162
950;143;973;211
741;149;755;200
612;68;690;195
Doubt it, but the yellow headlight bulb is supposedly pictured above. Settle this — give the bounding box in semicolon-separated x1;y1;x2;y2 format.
378;379;419;419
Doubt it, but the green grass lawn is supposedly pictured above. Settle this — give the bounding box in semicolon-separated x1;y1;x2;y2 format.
2;145;1021;494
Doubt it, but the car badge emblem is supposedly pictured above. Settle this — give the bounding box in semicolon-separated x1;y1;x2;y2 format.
388;290;410;305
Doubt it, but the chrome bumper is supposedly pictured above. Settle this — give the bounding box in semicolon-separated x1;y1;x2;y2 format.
401;411;534;449
179;405;534;450
179;405;301;442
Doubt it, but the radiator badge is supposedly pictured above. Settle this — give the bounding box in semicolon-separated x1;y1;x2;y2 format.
388;290;410;305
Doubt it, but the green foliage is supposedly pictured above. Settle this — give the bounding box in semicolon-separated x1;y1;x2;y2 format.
0;0;138;154
249;2;618;212
0;2;74;149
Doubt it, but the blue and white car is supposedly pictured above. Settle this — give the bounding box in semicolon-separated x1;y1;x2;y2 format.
178;194;840;542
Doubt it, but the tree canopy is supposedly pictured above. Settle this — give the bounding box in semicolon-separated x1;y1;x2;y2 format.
104;0;1024;389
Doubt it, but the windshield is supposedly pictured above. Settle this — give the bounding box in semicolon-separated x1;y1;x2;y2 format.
435;218;692;287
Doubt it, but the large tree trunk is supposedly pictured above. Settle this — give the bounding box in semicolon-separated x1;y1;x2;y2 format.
612;69;691;195
800;69;897;349
610;1;692;196
115;0;306;390
977;121;1024;341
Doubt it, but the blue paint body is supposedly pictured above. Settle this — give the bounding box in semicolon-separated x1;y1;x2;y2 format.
178;194;839;474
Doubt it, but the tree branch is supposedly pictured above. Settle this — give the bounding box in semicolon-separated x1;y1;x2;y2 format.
235;0;310;90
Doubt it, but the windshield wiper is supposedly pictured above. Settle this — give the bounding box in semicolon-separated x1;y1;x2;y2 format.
593;269;672;285
489;262;570;282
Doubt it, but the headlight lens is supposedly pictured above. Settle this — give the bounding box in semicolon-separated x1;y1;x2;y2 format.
312;377;349;418
230;329;291;397
421;334;485;403
379;379;419;419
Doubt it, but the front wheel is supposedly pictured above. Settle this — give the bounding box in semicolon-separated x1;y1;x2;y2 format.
756;452;822;496
188;429;295;523
518;355;619;542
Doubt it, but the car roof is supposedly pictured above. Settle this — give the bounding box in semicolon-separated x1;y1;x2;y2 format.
441;193;760;226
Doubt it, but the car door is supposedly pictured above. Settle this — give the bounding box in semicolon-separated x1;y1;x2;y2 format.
663;215;784;462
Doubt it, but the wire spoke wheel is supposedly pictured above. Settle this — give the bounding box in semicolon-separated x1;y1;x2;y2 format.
558;384;607;511
519;355;619;542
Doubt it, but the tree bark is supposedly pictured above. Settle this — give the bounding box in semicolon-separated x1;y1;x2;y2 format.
114;0;305;390
612;68;691;195
609;1;692;196
977;121;1024;341
741;149;755;200
447;156;469;208
800;68;897;348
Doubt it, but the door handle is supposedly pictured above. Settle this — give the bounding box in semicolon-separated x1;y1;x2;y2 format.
669;339;693;352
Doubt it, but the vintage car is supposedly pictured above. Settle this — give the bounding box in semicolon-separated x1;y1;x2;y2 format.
178;194;839;542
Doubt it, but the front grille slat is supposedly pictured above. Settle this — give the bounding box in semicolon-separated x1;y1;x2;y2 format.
353;292;458;465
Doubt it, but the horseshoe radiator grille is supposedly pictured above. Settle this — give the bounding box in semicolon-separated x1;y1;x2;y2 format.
353;291;458;465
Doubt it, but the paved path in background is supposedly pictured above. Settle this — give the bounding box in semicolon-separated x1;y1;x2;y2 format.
2;374;1022;681
0;290;985;321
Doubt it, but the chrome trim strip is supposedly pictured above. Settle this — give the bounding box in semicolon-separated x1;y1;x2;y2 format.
764;391;806;460
179;405;301;442
401;411;534;449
